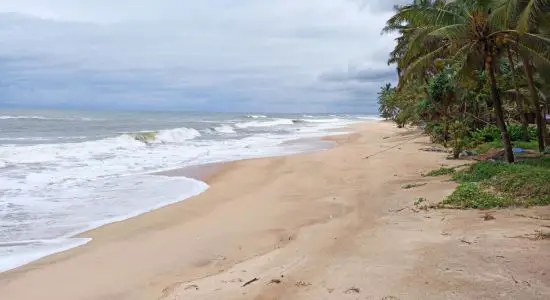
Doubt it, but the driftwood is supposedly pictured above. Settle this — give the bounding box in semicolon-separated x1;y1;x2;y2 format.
242;278;259;287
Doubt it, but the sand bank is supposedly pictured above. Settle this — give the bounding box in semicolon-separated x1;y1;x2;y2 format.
1;121;549;300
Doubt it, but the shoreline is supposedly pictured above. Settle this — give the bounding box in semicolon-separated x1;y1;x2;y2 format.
2;120;548;300
0;125;353;274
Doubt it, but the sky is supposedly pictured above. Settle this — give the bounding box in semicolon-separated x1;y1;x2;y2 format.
0;0;403;113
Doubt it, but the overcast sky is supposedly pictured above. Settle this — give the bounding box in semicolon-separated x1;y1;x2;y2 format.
0;1;401;113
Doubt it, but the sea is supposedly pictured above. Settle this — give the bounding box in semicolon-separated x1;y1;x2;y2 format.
0;109;379;272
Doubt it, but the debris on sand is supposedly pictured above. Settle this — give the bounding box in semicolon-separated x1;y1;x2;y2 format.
295;281;311;287
242;278;259;287
344;287;360;294
483;212;495;221
184;284;199;291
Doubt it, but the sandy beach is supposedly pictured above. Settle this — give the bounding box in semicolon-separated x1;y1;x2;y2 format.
1;121;549;300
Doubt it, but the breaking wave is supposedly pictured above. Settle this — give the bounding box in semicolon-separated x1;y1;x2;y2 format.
209;125;236;134
235;119;294;129
246;115;267;119
127;128;201;144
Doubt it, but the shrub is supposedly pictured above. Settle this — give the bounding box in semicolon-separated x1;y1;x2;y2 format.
506;123;538;141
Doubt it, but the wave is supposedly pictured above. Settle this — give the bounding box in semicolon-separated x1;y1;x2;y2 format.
246;114;267;119
0;115;102;121
0;115;53;120
128;127;201;144
209;125;236;134
302;118;344;123
235;119;294;129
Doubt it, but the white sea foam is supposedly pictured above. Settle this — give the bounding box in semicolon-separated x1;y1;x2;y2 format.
0;114;376;272
235;118;294;129
155;128;201;143
0;115;52;120
212;125;236;134
246;114;267;119
302;118;344;123
124;127;200;144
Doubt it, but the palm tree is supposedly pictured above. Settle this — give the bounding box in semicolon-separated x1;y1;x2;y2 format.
383;0;550;162
505;47;530;141
493;0;550;151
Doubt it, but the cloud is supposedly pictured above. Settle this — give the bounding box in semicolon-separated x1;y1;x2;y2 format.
0;1;399;113
320;66;396;83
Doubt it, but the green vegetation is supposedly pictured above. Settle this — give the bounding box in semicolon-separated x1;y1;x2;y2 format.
378;0;550;209
438;157;550;208
379;0;550;162
442;182;512;209
424;167;456;177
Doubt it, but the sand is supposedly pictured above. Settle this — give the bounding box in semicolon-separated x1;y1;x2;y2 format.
1;121;549;300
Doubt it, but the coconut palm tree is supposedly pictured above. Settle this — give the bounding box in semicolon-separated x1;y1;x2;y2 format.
492;0;550;151
383;0;550;162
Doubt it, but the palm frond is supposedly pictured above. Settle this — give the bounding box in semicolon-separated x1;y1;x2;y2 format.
403;44;449;80
516;42;550;68
517;0;550;32
489;0;521;29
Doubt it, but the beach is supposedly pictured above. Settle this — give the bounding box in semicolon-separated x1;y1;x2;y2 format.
1;121;549;300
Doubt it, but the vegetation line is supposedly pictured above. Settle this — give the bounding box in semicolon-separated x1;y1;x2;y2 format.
378;0;550;161
377;0;550;209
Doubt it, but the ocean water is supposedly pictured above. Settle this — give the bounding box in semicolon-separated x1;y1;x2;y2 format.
0;109;378;272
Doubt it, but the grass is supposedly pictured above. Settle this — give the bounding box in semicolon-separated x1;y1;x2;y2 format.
438;157;550;209
474;140;540;154
513;140;540;151
424;167;456;177
475;140;504;154
440;182;513;209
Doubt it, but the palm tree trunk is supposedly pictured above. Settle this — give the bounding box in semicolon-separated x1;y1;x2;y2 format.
522;57;546;153
507;48;529;141
545;96;550;146
487;55;514;163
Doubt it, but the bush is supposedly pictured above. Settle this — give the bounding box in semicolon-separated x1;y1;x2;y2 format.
473;126;501;143
425;122;445;143
506;123;538;141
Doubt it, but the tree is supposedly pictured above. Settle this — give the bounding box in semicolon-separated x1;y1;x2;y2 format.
383;0;550;162
493;0;550;151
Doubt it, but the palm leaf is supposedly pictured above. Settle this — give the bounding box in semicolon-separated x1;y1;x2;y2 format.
403;44;449;80
517;0;550;32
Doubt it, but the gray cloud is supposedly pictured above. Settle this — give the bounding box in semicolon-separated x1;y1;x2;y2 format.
0;1;399;113
319;67;396;83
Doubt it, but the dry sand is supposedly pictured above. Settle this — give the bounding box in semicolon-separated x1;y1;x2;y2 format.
1;121;549;300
